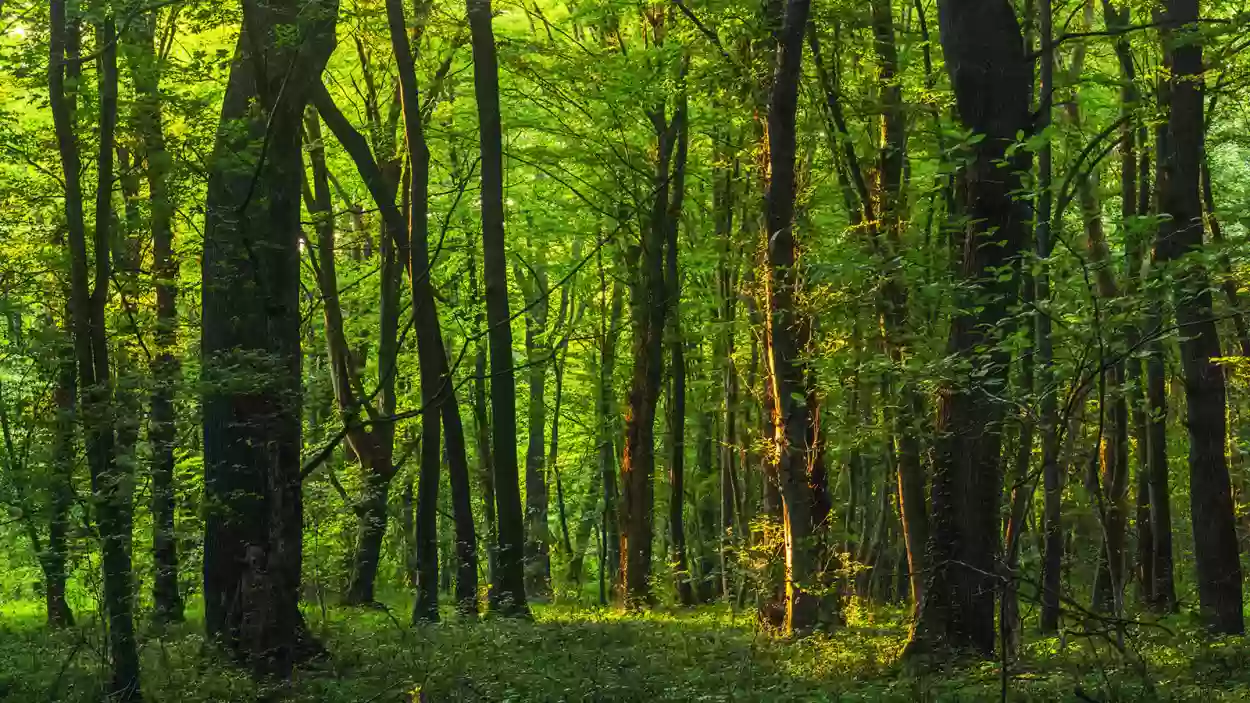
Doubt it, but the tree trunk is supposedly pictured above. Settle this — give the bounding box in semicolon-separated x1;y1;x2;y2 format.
1037;0;1062;636
666;75;692;607
907;0;1030;657
763;0;831;637
620;65;683;607
46;328;77;629
867;0;927;617
1145;103;1178;613
468;0;529;617
568;280;624;585
303;109;400;608
201;0;336;676
50;5;141;696
121;8;183;624
1157;0;1243;633
520;260;552;597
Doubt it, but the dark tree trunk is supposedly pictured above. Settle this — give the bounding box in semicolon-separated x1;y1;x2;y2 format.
763;0;831;636
121;9;183;624
201;0;337;677
472;254;498;585
665;74;692;607
45;329;77;629
550;343;574;557
907;0;1030;657
1037;0;1063;636
1145;107;1178;613
468;0;529;617
866;0;928;616
303;109;400;608
520;261;552;596
620;50;683;606
1200;161;1250;358
50;5;140;696
1157;0;1242;633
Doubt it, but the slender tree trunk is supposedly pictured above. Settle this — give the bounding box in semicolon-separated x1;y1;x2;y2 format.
664;74;692;607
620;70;682;606
201;0;336;676
868;0;927;617
1145;105;1178;612
569;281;624;585
50;5;140;695
907;0;1030;657
126;10;184;622
472;255;498;585
304;110;400;608
468;0;528;617
1037;0;1062;636
1157;0;1242;633
520;261;552;596
763;0;833;636
46;328;77;629
550;344;574;557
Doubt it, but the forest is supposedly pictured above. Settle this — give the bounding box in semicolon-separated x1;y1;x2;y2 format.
1;0;1250;699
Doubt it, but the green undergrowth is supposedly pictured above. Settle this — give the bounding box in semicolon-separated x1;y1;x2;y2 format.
0;597;1248;701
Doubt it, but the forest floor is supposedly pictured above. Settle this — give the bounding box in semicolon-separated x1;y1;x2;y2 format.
0;597;1248;701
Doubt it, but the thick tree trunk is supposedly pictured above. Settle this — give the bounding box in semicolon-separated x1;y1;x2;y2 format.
468;0;529;617
907;0;1030;657
1157;0;1243;633
50;6;140;696
201;0;336;676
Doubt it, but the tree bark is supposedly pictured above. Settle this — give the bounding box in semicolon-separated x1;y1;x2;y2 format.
201;0;337;676
1036;0;1062;636
907;0;1031;657
45;327;77;629
763;0;832;636
620;40;683;606
123;9;184;625
1157;0;1242;633
467;0;529;617
519;258;552;596
666;79;692;606
50;5;141;695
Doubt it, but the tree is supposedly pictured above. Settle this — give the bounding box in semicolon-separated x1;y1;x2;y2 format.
49;2;142;696
201;0;338;675
762;0;829;636
1156;0;1243;634
907;0;1031;657
468;0;529;617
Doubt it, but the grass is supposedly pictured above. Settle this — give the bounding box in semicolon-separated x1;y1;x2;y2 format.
1;595;1249;701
